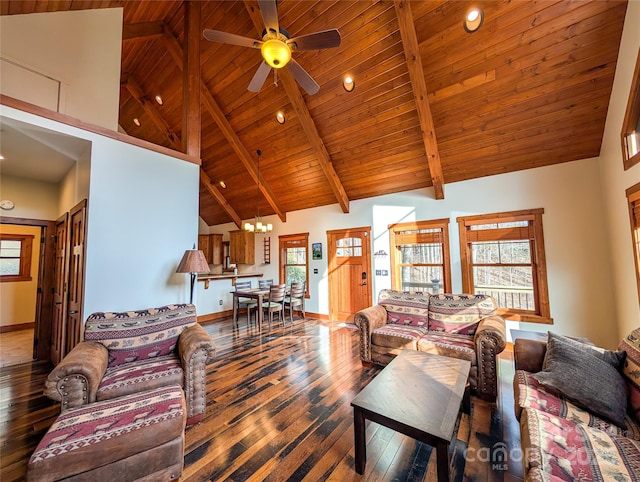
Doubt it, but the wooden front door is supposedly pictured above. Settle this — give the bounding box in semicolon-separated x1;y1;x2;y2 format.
327;227;372;322
66;200;87;355
51;213;68;365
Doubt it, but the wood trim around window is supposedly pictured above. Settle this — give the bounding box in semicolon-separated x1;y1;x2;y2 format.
457;209;552;323
278;233;310;298
622;49;640;170
627;182;640;304
0;233;34;282
389;218;452;293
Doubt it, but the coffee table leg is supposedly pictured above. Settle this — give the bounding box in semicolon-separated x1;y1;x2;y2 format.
354;407;366;474
436;441;450;481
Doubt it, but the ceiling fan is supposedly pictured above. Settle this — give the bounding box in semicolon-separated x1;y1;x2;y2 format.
203;0;341;95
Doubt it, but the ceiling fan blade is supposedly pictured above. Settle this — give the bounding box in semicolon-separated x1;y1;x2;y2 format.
287;29;342;51
203;29;261;49
248;61;272;92
287;58;320;95
258;0;279;36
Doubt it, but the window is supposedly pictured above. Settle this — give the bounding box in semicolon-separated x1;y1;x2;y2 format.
0;234;34;282
627;182;640;304
389;219;451;293
457;209;552;323
336;237;362;257
622;49;640;170
279;233;308;295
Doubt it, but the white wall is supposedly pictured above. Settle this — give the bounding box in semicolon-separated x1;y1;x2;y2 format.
0;8;122;130
1;105;201;317
599;0;640;340
200;156;617;347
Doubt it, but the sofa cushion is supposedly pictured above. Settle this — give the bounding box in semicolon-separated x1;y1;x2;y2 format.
378;289;430;327
371;325;428;351
514;370;640;439
427;294;496;335
533;332;627;428
619;327;640;423
97;355;183;401
521;407;640;481
84;304;197;367
417;333;476;364
28;385;185;481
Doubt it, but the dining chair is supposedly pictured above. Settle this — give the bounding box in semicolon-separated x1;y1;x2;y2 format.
284;281;306;323
235;280;255;325
258;279;274;289
255;283;286;328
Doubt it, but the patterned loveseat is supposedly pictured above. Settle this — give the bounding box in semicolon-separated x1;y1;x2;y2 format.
514;329;640;481
44;303;216;425
354;289;506;401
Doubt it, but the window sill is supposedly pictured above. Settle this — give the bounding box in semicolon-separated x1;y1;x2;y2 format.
497;309;553;324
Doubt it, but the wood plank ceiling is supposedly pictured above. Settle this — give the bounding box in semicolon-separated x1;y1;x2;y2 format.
1;1;628;227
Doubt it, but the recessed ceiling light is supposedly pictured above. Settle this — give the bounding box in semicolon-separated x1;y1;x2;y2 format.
276;111;286;124
133;118;141;127
155;95;164;105
343;75;355;92
219;180;226;189
464;7;484;33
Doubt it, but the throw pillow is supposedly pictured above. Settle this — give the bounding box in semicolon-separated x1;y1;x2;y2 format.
533;332;628;428
542;331;622;368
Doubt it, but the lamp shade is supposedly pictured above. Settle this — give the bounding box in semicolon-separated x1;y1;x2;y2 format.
176;249;210;274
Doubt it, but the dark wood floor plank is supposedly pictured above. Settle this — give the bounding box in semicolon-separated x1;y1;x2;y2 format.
0;317;524;482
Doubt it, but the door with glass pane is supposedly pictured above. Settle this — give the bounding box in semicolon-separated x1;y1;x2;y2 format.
327;227;372;322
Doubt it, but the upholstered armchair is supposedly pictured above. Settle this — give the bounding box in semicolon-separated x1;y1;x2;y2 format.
355;290;507;402
44;303;216;425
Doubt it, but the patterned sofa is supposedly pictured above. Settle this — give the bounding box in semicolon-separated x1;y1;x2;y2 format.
514;329;640;481
44;303;216;426
354;289;506;401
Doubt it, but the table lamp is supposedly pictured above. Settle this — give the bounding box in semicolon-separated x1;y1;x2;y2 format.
176;246;210;304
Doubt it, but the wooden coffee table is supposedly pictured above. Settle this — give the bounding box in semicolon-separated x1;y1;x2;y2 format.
351;350;471;481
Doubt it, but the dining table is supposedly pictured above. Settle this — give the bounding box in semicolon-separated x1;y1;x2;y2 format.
231;286;291;328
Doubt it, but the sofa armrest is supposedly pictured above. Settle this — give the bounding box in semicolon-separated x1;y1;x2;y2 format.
514;338;547;373
354;305;388;364
474;315;507;402
44;341;108;410
179;323;217;424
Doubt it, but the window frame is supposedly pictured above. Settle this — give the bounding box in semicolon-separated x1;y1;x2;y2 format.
389;218;452;293
457;209;552;323
627;182;640;304
0;233;34;282
622;49;640;170
278;233;309;297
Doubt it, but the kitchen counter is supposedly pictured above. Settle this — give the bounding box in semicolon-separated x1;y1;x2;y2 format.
197;273;263;289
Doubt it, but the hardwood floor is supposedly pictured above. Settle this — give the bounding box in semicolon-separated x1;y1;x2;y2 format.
0;330;34;367
0;317;524;481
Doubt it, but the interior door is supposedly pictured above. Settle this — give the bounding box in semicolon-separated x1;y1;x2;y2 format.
327;227;372;322
65;200;87;354
51;213;69;364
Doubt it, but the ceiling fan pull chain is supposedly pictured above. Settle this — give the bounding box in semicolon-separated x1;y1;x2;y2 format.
274;69;279;87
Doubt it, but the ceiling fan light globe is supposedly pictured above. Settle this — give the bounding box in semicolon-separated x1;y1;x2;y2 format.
261;39;291;69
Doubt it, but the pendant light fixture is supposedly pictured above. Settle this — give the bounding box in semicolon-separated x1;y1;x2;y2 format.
244;149;273;233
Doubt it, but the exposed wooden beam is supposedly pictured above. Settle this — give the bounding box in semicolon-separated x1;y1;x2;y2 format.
161;28;287;223
200;169;242;228
394;0;445;200
243;0;350;214
182;1;201;158
122;77;181;150
122;21;164;41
